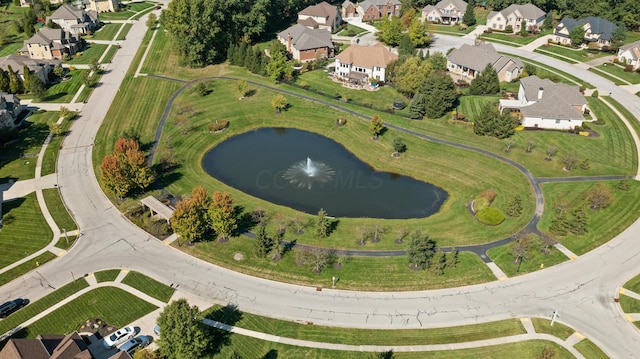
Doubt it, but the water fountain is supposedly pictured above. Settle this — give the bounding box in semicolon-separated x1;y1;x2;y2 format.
283;157;335;189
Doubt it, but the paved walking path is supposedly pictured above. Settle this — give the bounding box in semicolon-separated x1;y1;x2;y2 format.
519;35;553;52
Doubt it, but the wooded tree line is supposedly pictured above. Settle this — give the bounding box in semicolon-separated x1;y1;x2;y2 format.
162;0;318;67
402;0;640;30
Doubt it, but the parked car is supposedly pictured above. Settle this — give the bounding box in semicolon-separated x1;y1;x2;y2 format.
0;298;29;318
153;325;161;336
119;335;150;355
103;326;135;348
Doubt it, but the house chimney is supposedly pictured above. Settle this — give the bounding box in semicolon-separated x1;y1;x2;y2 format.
287;33;292;52
538;87;544;100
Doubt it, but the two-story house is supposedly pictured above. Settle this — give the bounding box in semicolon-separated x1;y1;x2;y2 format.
19;28;80;61
297;1;341;32
47;4;99;35
356;0;401;21
421;0;467;25
278;24;334;63
0;54;60;84
486;3;545;33
446;43;523;82
334;43;397;83
553;17;618;49
87;0;120;13
342;0;357;18
618;40;640;71
0;92;25;130
499;76;587;130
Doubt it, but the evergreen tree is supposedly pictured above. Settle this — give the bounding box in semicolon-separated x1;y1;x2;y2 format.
473;103;494;136
398;34;415;56
7;65;23;94
519;19;528;36
462;0;476;26
569;206;588;235
617;178;630;191
420;72;457;118
407;230;437;270
256;223;275;257
0;70;9;93
429;249;447;275
468;63;499;95
542;13;553;30
315;208;330;239
446;248;459;268
549;211;570;236
493;111;517;139
29;74;47;101
408;93;425;120
22;65;31;92
506;194;523;217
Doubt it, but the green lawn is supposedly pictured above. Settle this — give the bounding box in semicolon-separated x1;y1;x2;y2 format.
0;193;52;268
24;287;158;336
66;44;108;64
624;273;640;294
0;252;56;287
538;181;640;255
207;305;526;345
336;24;367;36
0;42;23;57
101;45;118;63
117;23;132;41
215;336;574;358
531;318;574;340
0;110;59;182
128;1;155;12
487;241;568;276
0;279;89;335
593;63;640;84
588;68;627;85
44;70;89;103
42;188;77;249
575;339;610;359
89;23;121;41
94;269;121;283
121;270;175;302
480;29;551;46
534;48;579;64
100;11;136;21
0;4;29;57
535;45;611;63
508;55;592;88
619;294;640;313
41;114;71;176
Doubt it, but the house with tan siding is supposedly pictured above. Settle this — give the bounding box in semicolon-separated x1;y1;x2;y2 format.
618;40;640;71
334;43;397;83
47;4;99;35
19;28;80;61
446;43;523;82
487;3;545;33
421;0;467;25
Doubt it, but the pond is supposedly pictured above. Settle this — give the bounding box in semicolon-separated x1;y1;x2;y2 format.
202;128;448;219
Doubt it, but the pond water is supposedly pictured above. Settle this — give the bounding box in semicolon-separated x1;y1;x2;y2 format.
202;128;448;219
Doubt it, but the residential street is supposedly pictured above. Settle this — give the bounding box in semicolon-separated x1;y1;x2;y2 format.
2;11;640;357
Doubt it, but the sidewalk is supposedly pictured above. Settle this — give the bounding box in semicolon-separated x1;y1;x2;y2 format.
2;174;58;201
519;34;552;52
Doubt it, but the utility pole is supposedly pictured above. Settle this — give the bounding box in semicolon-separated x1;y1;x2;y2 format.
551;310;559;326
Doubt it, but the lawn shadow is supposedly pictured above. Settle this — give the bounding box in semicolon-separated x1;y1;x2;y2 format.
204;304;243;355
2;197;27;221
261;349;278;359
328;218;339;236
44;92;69;102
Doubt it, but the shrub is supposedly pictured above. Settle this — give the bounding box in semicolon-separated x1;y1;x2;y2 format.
459;23;468;31
477;189;498;204
476;207;506;225
208;120;229;132
473;197;489;212
69;65;76;71
591;90;599;98
505;25;513;33
336;117;347;126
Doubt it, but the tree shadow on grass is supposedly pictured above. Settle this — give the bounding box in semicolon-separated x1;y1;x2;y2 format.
2;197;27;221
204;304;243;355
261;349;278;359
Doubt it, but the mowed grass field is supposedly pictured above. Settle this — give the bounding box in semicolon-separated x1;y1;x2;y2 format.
0;193;52;268
24;287;157;337
44;70;90;102
89;23;121;41
121;270;175;302
67;44;108;65
94;269;121;282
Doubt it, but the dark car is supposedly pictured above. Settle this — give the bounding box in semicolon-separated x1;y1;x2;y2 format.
0;298;29;318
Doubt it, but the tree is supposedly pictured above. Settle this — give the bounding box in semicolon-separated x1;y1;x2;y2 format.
306;249;330;273
271;94;288;113
156;299;211;359
392;57;433;96
0;70;9;93
100;138;155;198
407;230;437;270
538;346;558;359
511;234;533;272
519;19;528;36
49;123;62;136
170;187;210;245
236;79;248;98
473;103;516;139
562;153;578;171
7;65;23;94
255;223;275;257
569;26;585;46
549;210;570;236
579;158;590;170
420;72;457;118
586;183;612;210
617;178;630;191
429;249;447;275
545;146;557;161
22;8;36;37
378;16;403;46
462;0;476;26
209;191;237;241
408;17;430;47
397;34;415;57
393;137;407;156
408;93;425;120
315;208;330;239
22;65;31;92
194;81;208;96
146;12;157;28
542;13;553;30
29;74;47;101
526;140;535;153
569;205;588;235
468;63;500;95
53;65;65;78
369;114;384;139
506;194;523;217
446;248;459;268
133;349;160;359
611;24;627;43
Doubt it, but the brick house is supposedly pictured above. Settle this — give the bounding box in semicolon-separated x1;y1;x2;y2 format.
297;1;341;32
356;0;401;21
278;24;334;63
334;43;397;83
341;0;357;18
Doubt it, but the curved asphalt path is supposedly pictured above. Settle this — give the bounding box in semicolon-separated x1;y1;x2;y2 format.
2;12;640;358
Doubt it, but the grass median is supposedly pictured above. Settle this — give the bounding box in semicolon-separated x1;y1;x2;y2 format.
94;269;122;283
575;339;610;359
121;270;175;302
531;318;574;340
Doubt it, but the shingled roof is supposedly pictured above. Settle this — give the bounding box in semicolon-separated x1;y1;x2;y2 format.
298;1;338;26
336;43;397;69
278;24;334;51
519;76;586;120
447;43;522;73
557;16;618;41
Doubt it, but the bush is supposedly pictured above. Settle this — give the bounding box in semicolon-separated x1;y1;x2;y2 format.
336;117;347;126
459;24;468;31
591;90;599;98
476;207;506;225
505;25;513;33
477;189;498;204
69;65;76;71
208;120;229;132
473;197;489;212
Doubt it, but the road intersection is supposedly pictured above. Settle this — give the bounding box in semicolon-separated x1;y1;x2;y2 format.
2;9;640;357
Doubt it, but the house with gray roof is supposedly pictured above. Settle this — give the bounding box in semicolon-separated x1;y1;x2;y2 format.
297;1;341;32
421;0;467;25
446;43;523;82
553;17;618;49
356;0;401;21
618;40;640;71
487;3;545;33
0;55;60;84
342;0;357;18
19;28;80;61
499;76;588;130
278;24;334;63
334;43;397;83
47;4;99;35
0;92;25;130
